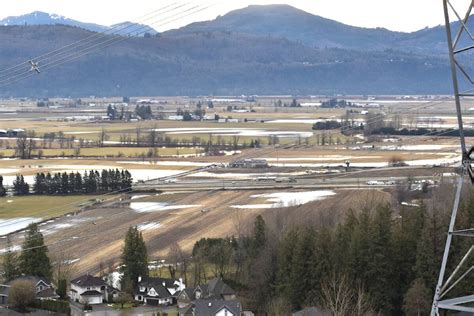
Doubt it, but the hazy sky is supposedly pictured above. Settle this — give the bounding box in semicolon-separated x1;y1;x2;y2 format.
0;0;471;32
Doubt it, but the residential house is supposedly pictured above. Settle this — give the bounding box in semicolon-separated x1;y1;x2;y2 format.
195;278;236;301
70;274;118;305
135;276;185;306
177;288;195;308
0;276;59;305
179;299;242;316
177;278;236;309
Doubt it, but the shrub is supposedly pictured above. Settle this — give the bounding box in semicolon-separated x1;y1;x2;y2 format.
34;299;71;315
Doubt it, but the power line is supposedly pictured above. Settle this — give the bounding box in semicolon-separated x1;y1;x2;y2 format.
0;2;185;79
0;2;217;88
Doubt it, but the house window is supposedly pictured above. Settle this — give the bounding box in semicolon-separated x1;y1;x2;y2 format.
138;296;142;301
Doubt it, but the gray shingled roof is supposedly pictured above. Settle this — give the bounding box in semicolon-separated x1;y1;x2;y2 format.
71;275;106;287
36;287;59;299
197;278;236;299
8;276;51;287
140;277;176;289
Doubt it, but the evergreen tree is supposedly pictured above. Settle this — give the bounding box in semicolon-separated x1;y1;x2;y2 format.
60;172;69;194
101;170;109;192
0;175;6;197
73;172;83;193
13;175;29;195
120;226;148;287
251;215;266;255
365;205;396;313
19;223;52;278
3;236;20;281
275;229;299;303
289;227;318;309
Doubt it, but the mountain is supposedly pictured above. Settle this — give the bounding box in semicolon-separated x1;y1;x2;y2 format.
0;24;458;97
166;4;453;56
0;11;157;37
0;11;108;32
0;5;469;97
110;22;158;36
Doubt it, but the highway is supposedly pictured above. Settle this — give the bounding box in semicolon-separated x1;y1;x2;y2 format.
134;175;447;192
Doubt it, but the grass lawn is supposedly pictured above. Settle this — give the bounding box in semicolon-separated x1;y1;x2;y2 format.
0;195;101;219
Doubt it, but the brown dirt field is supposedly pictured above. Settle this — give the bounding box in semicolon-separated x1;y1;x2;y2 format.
1;188;390;277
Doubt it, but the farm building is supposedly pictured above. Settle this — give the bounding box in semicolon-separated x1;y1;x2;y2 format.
230;159;268;168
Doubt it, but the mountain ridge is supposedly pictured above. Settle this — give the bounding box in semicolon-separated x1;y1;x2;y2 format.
0;11;157;36
0;5;468;97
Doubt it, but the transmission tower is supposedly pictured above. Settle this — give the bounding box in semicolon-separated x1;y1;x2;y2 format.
432;0;474;314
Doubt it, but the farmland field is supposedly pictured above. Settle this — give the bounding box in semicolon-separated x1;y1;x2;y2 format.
0;95;464;277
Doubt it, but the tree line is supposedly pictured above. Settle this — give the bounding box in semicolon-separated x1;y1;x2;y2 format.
7;169;133;196
177;184;474;315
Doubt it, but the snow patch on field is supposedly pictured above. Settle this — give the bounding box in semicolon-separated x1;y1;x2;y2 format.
118;161;210;167
0;168;19;174
231;190;336;209
131;195;150;200
63;131;99;135
137;222;162;231
0;245;21;254
263;156;382;162
0;218;42;235
265;119;325;124
190;171;306;179
153;127;313;138
130;202;201;213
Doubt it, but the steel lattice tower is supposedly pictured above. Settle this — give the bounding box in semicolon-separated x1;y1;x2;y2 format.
432;0;474;314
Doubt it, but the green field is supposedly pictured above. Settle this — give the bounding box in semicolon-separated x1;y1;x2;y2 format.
0;195;101;219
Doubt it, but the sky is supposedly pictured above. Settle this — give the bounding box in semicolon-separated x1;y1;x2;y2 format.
0;0;472;33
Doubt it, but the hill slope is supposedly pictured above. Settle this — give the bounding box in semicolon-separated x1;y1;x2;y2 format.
166;4;457;56
0;24;457;97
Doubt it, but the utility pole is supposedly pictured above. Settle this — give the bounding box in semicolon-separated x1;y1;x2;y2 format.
431;1;474;314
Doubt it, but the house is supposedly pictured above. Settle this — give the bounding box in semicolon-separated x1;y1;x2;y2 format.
177;287;195;308
70;274;117;305
195;278;236;301
135;276;185;306
179;299;242;316
177;278;236;308
0;276;59;305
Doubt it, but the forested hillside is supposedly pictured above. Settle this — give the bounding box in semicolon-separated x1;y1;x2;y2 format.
0;5;471;97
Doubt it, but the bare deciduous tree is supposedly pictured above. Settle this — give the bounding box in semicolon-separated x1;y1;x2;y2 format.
9;279;36;312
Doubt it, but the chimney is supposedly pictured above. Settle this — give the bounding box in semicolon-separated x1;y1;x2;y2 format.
138;276;142;283
162;281;166;287
208;302;212;307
